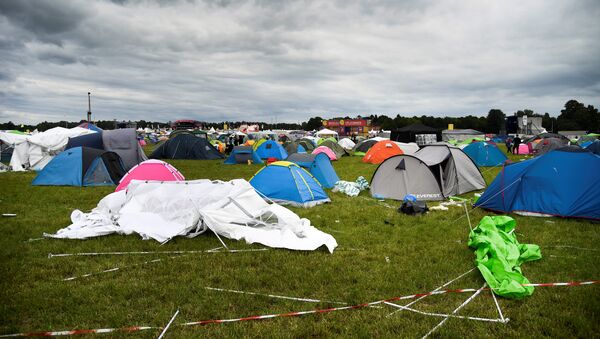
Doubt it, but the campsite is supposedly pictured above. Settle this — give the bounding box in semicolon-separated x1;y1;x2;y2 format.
1;1;599;337
1;136;599;337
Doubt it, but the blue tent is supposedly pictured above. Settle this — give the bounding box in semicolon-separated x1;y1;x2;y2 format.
585;140;600;155
286;153;339;188
255;140;288;160
224;146;263;164
249;161;329;207
463;141;508;166
475;147;600;220
32;147;126;186
65;132;104;150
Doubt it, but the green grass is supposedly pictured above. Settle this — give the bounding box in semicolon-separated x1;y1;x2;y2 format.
0;145;598;337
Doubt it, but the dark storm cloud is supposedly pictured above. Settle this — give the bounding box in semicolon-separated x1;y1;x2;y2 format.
0;0;599;124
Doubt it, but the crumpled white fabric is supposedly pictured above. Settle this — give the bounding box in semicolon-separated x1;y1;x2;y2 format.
332;176;370;197
45;179;337;253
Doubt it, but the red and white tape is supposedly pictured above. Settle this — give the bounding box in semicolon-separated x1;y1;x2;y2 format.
1;280;597;337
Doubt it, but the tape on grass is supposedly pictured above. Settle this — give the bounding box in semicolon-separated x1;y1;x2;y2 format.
2;280;597;337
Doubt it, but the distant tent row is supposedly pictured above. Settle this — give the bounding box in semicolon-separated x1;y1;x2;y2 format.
225;146;264;164
371;144;485;200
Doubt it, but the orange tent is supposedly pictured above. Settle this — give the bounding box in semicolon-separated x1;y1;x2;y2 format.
362;140;403;164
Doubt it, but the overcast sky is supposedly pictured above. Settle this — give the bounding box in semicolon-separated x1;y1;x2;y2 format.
1;0;599;124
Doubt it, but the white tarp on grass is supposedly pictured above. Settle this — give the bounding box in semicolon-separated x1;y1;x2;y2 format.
45;179;338;253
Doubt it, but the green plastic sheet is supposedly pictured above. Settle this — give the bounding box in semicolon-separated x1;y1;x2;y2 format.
468;216;542;299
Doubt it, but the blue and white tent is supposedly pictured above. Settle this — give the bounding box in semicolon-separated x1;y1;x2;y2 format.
286;153;339;188
224;146;263;164
32;147;126;186
249;161;329;207
475;146;600;220
255;140;288;160
463;141;508;167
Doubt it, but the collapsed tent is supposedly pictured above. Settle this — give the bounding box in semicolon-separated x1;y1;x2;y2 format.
370;144;485;200
116;160;184;191
463;142;508;166
150;134;223;160
286;153;340;189
0;127;96;171
312;146;337;161
254;140;288;160
224;146;264;164
45;179;337;252
283;141;307;155
250;161;330;207
337;138;355;150
0;131;29;171
32;147;125;187
475;147;600;220
319;139;347;159
362;140;403;164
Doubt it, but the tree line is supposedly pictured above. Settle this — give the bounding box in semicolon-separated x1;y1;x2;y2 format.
1;99;597;134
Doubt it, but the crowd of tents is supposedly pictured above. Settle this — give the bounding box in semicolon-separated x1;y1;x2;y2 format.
1;124;599;221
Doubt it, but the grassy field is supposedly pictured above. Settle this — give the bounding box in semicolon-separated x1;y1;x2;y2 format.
0;145;598;337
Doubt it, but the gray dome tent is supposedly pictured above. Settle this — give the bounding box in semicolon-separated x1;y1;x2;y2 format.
371;144;485;201
535;137;570;156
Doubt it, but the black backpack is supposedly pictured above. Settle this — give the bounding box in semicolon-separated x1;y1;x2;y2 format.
399;200;429;215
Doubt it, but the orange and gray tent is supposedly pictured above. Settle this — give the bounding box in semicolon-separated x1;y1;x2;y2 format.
362;140;403;164
370;144;485;200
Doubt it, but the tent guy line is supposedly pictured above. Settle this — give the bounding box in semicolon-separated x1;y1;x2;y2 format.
421;283;488;338
1;280;596;338
61;248;269;281
205;287;348;305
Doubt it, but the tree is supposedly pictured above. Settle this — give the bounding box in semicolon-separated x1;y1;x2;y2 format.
486;109;505;133
304;116;323;131
557;100;599;132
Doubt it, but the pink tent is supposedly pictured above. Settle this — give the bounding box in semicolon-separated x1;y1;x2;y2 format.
312;146;337;161
517;144;529;155
115;160;185;192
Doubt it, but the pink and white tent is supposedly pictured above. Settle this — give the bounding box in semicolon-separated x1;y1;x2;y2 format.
312;146;337;161
116;160;184;192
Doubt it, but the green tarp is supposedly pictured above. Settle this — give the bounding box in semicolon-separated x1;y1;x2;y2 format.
468;216;542;299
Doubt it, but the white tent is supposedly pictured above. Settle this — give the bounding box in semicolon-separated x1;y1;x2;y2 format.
315;128;338;138
338;138;356;150
45;179;338;252
394;142;420;155
1;127;96;171
0;132;29;171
